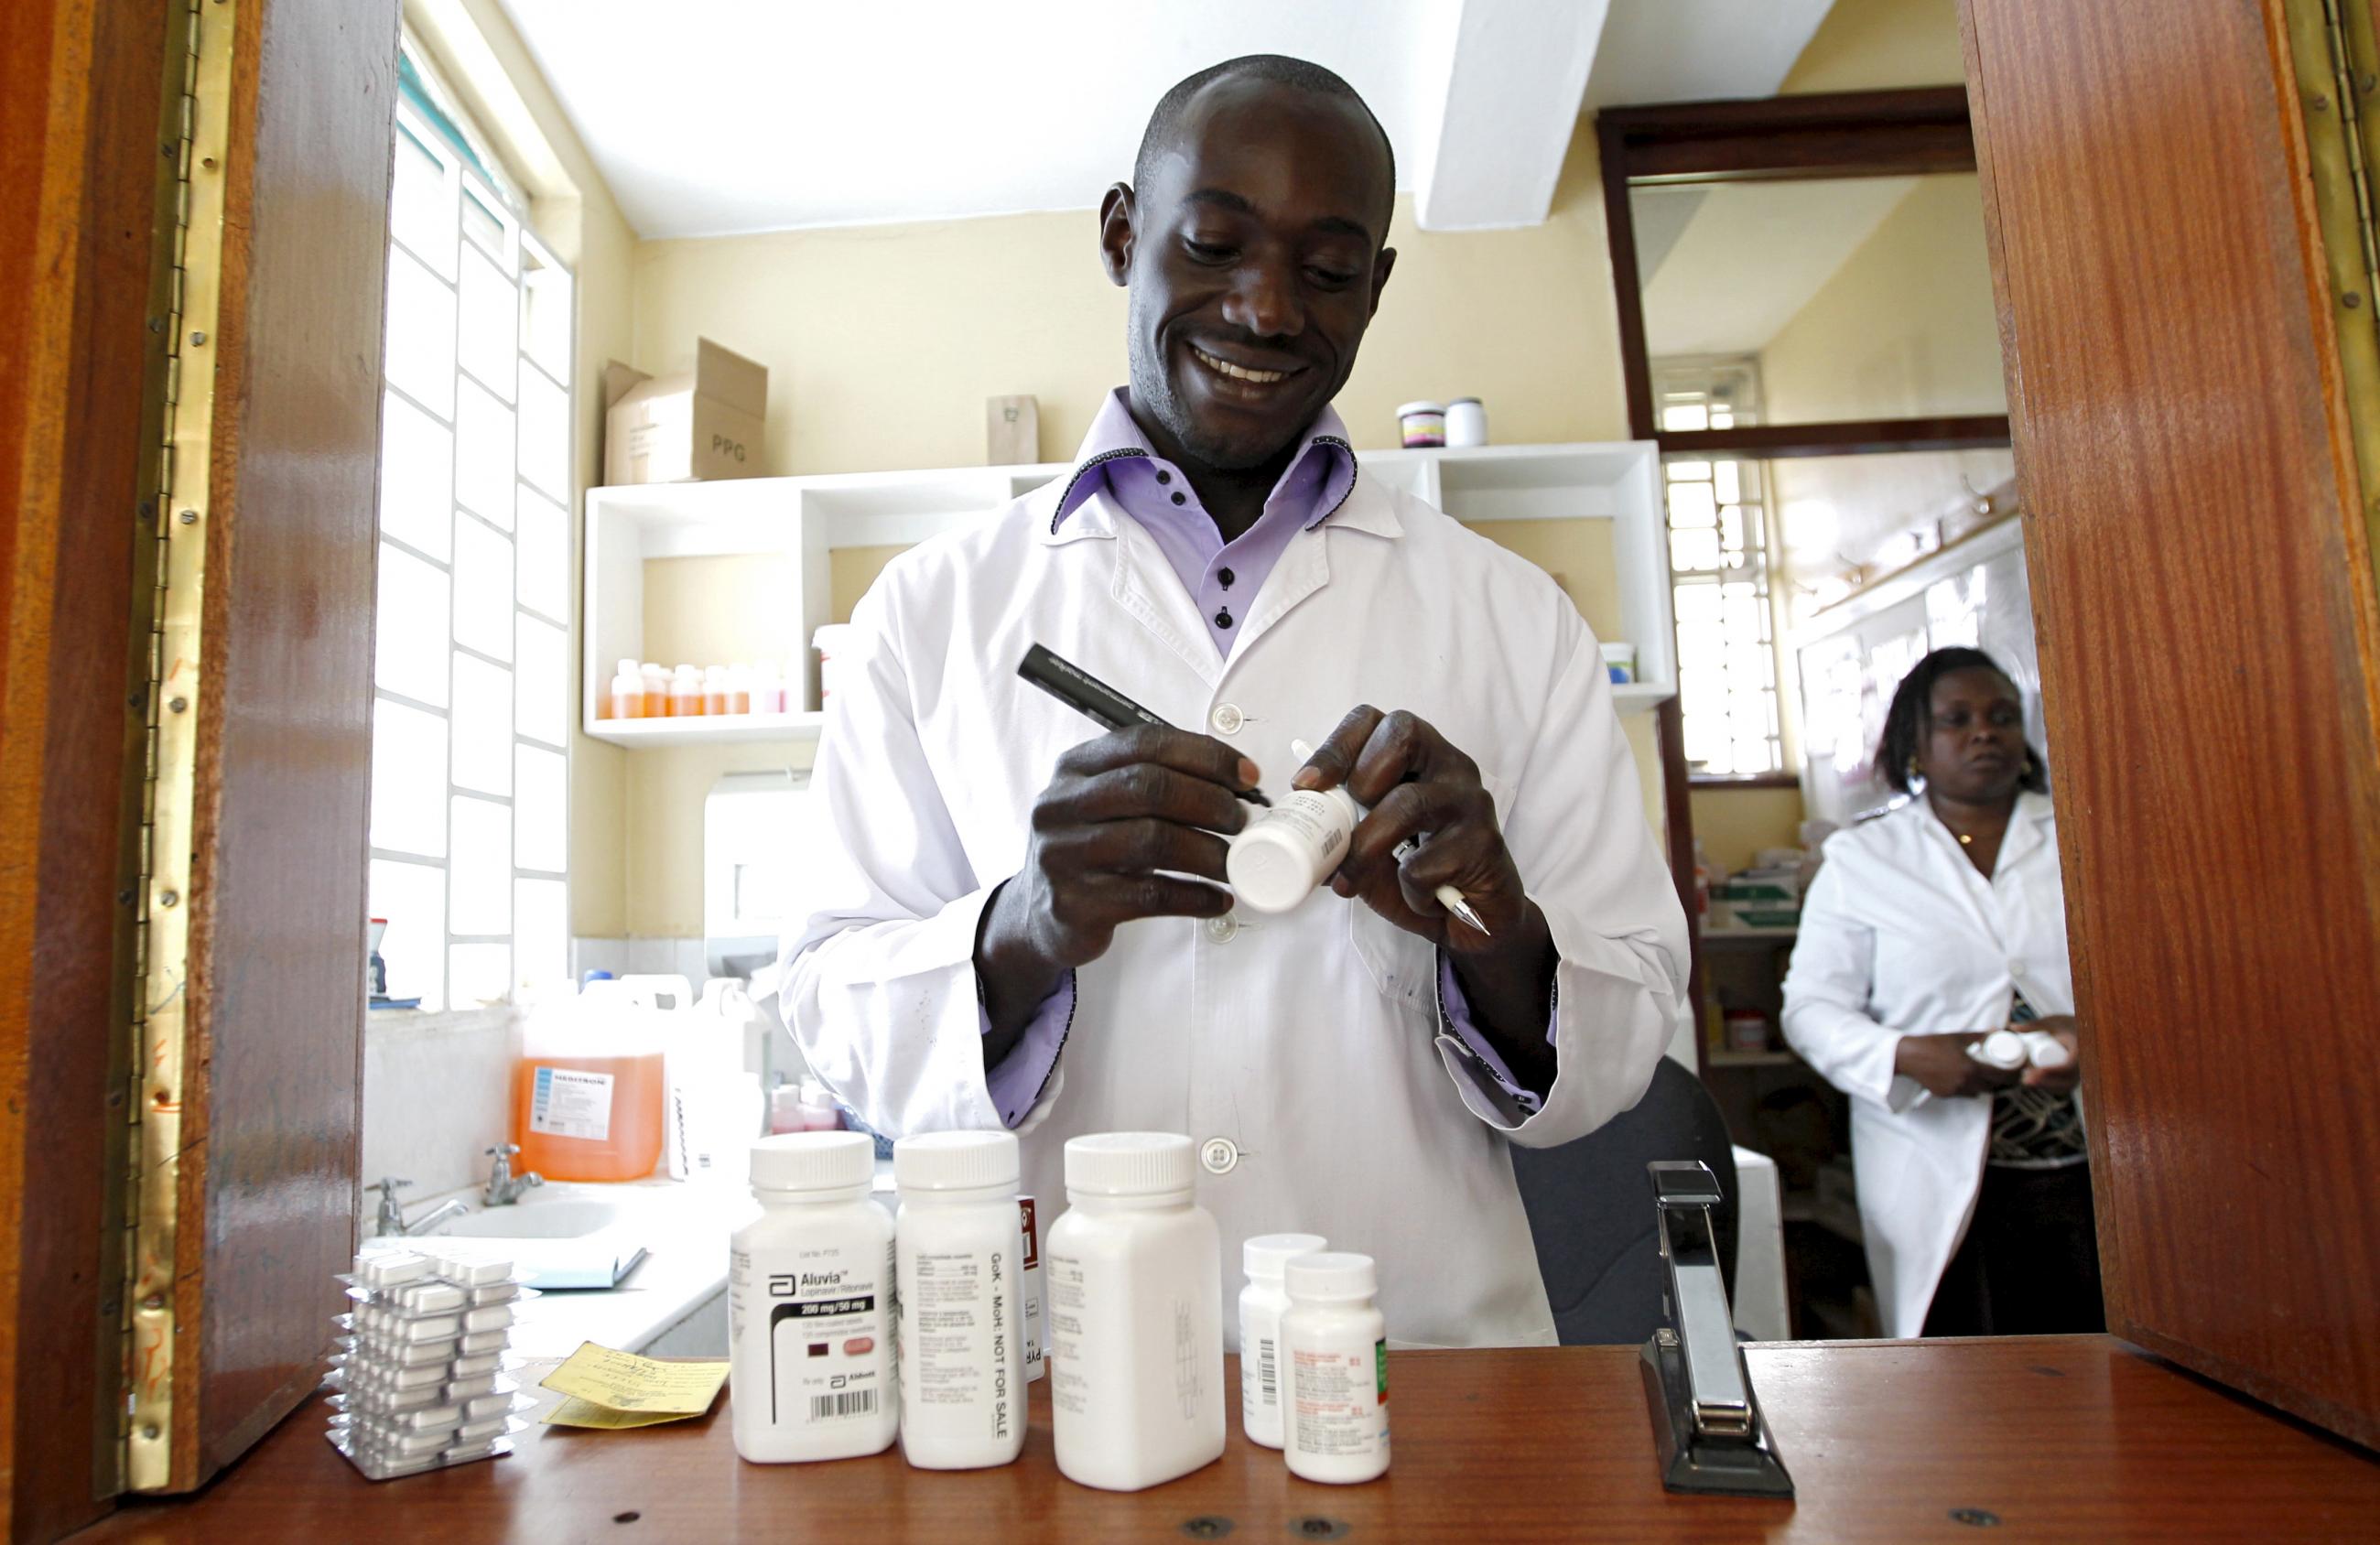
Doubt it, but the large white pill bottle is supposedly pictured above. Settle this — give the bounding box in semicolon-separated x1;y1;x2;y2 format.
1282;1251;1390;1485
1045;1132;1225;1491
729;1131;898;1464
894;1129;1027;1471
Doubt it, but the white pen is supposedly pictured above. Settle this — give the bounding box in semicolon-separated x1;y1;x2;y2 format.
1291;739;1492;937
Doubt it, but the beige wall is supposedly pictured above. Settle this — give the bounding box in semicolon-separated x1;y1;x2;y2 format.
1689;786;1807;874
1782;0;1967;93
613;121;1666;936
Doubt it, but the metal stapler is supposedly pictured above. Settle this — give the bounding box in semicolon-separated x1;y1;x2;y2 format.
1639;1160;1794;1498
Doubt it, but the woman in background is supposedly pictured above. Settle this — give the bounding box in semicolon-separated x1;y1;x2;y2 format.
1782;647;2099;1338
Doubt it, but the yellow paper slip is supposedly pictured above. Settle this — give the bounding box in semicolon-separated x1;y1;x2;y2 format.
539;1342;729;1426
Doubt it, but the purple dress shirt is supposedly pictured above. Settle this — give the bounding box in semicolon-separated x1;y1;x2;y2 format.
979;389;1553;1127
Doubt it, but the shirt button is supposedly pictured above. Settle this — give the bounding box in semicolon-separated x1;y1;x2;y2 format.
1200;1137;1239;1175
1170;491;1187;505
1217;567;1235;588
2008;960;2025;977
1204;913;1239;944
1210;703;1243;734
1155;470;1172;485
1214;608;1233;630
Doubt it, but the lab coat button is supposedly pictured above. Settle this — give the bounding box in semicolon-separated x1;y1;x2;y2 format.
1205;913;1239;944
1200;1137;1239;1175
1210;703;1243;734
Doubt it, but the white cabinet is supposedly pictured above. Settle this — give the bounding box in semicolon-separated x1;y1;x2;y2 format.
582;443;1673;747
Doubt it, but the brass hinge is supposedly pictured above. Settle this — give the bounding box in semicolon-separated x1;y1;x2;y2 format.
2288;0;2380;561
121;0;235;1496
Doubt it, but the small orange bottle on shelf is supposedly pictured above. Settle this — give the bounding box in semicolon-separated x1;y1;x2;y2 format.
669;664;703;718
704;664;730;717
727;662;753;716
606;658;643;720
640;663;668;719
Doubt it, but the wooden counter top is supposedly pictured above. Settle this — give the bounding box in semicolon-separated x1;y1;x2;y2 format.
77;1336;2380;1542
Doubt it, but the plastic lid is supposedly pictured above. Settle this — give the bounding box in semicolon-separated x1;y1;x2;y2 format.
750;1131;874;1193
1228;825;1311;913
1396;401;1445;416
1286;1250;1378;1302
1245;1233;1329;1281
894;1129;1020;1192
1448;396;1482;406
616;657;639;675
1972;1029;2028;1070
1064;1132;1195;1198
2025;1032;2072;1070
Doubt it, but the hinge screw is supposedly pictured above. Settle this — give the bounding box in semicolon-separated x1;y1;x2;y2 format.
158;890;179;908
2314;92;2332;113
2348;292;2364;309
189;331;207;347
168;697;188;714
178;509;199;524
141;1294;164;1312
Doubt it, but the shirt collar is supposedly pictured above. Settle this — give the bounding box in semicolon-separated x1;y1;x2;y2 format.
1049;387;1358;535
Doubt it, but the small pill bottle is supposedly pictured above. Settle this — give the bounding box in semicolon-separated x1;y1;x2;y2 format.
893;1129;1027;1471
729;1132;897;1464
1239;1233;1327;1448
606;658;643;720
1973;1029;2029;1070
1281;1251;1390;1485
669;664;703;718
1226;788;1358;914
704;664;731;717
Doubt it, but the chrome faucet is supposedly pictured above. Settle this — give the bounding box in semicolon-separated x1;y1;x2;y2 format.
483;1143;544;1206
367;1177;471;1238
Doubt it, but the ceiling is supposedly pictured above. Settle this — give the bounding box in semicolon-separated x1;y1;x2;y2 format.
494;0;1839;240
1637;178;1921;356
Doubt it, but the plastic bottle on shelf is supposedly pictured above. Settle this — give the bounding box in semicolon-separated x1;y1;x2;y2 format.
705;664;730;717
752;660;784;717
639;663;669;719
606;659;643;720
670;664;703;718
727;663;753;716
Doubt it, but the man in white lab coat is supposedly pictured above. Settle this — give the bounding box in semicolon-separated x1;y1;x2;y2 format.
781;55;1688;1346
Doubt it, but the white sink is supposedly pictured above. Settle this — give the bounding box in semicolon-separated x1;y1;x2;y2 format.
421;1199;622;1240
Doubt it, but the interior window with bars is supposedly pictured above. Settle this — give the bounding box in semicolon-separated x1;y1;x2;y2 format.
369;58;574;1012
1656;361;1783;778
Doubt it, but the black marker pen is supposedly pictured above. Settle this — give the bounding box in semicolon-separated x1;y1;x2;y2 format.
1017;643;1270;806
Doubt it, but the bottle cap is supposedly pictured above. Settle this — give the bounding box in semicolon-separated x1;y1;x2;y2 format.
1286;1250;1378;1302
1448;396;1482;406
894;1129;1020;1192
749;1130;874;1193
1245;1233;1329;1281
1396;401;1445;416
1970;1029;2028;1070
1064;1132;1195;1198
2024;1032;2072;1070
616;658;639;675
1227;823;1310;913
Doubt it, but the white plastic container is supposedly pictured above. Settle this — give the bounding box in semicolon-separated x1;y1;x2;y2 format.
1045;1133;1224;1492
1600;641;1638;684
1281;1251;1390;1484
1396;400;1446;448
894;1130;1027;1471
1239;1233;1327;1448
1445;396;1488;448
1226;787;1358;914
729;1132;898;1464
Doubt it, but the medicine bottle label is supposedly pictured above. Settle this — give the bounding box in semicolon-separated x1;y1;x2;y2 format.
1245;1333;1280;1417
732;1237;893;1428
903;1247;1012;1440
1291;1338;1390;1456
1047;1253;1087;1416
528;1066;613;1141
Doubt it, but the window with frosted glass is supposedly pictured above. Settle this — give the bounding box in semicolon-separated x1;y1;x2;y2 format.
1656;360;1783;777
367;93;573;1012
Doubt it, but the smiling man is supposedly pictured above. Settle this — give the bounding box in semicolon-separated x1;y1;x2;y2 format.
781;56;1687;1348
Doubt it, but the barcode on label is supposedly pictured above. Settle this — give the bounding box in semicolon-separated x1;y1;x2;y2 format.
1260;1340;1277;1396
808;1388;877;1421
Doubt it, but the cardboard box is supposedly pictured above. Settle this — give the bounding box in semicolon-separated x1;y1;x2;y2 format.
602;338;769;485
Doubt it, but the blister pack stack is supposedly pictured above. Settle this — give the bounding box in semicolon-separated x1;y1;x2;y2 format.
324;1246;536;1480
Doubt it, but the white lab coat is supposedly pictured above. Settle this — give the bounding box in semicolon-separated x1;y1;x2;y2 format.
780;469;1688;1348
1780;792;2072;1337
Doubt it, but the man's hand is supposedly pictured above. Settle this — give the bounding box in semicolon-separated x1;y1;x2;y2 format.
976;725;1260;1051
1293;705;1527;953
1295;706;1555;1080
1894;1032;2024;1099
2019;1014;2082;1095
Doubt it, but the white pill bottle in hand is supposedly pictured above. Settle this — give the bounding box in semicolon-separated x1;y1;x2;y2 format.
894;1129;1027;1471
1282;1251;1390;1484
1239;1233;1328;1449
729;1132;898;1464
1045;1132;1226;1491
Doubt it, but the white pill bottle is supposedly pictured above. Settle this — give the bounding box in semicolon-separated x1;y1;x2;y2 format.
1281;1251;1390;1484
1045;1132;1225;1491
1227;786;1358;913
1239;1233;1327;1448
729;1131;898;1464
893;1129;1027;1470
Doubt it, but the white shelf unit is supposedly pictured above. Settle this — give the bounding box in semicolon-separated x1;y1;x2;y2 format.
582;442;1672;747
